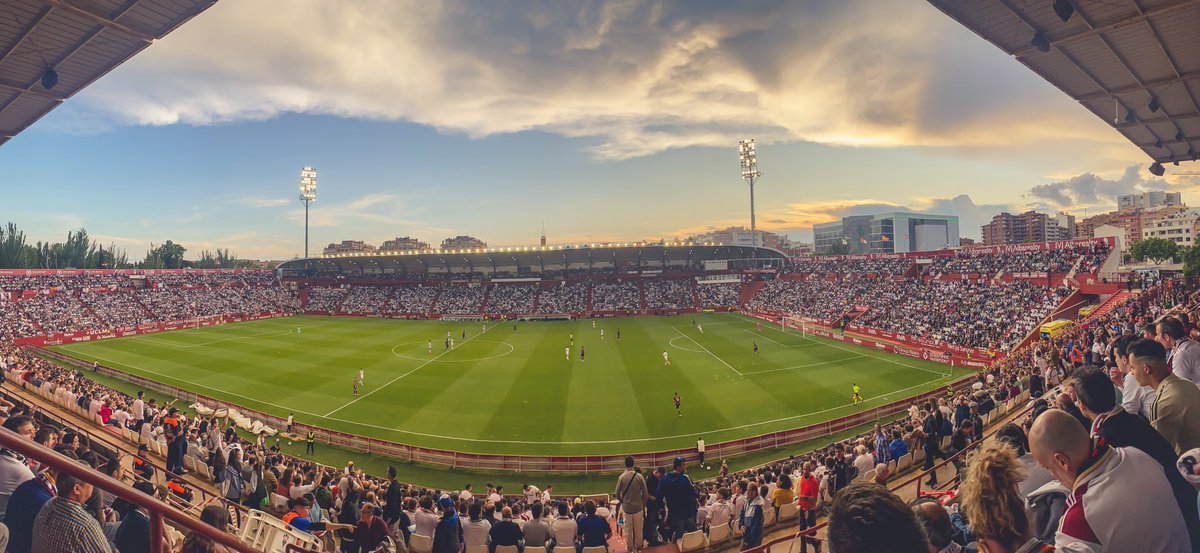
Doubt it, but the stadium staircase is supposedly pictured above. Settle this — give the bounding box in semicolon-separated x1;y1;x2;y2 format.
638;280;647;310
480;283;493;314
1082;291;1134;325
585;282;594;311
738;281;766;306
692;280;702;310
531;286;542;313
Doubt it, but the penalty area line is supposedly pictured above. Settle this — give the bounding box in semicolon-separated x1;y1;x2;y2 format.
670;326;743;376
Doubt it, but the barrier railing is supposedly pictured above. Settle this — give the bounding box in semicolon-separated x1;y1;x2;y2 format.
0;427;258;553
0;380;252;524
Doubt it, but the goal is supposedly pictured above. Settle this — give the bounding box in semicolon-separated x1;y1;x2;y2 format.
781;315;815;337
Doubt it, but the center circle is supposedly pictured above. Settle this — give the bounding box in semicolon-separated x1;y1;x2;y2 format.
390;340;515;363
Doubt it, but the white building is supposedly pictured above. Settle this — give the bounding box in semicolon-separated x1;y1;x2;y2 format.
1142;208;1200;247
1119;190;1183;212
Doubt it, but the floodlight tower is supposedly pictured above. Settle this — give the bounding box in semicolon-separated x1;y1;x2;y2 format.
738;140;762;249
299;167;317;258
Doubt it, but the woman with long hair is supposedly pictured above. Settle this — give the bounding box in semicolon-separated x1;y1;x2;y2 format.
180;504;234;553
959;440;1053;553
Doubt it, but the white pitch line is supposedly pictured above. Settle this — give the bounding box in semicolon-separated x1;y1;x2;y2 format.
741;355;866;376
323;328;486;416
670;326;743;376
730;313;951;377
743;329;814;348
57;344;957;446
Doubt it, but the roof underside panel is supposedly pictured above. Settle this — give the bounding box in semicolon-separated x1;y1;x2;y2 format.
0;0;218;147
927;0;1200;165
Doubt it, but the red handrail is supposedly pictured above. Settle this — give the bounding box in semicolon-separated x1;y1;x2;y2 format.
0;428;258;553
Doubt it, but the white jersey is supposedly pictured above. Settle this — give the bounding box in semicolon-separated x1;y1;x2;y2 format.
698;325;703;334
359;369;364;382
565;347;571;360
600;329;605;339
663;352;669;361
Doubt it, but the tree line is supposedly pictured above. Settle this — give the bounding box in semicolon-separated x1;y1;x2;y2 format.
0;222;258;269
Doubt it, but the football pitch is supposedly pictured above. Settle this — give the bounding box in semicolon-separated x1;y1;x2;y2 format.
50;313;972;456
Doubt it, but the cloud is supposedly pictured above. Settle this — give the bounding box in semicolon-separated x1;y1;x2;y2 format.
57;0;1128;162
1021;165;1189;213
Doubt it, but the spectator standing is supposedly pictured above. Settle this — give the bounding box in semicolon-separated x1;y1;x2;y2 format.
643;468;664;547
659;457;698;541
796;462;820;553
1129;338;1200;454
614;456;647;553
576;501;610;551
738;485;764;551
1029;409;1189;552
922;403;948;487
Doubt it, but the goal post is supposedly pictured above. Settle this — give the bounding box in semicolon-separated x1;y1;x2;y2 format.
781;315;813;337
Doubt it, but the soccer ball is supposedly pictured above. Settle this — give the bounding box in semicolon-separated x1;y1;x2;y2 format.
288;442;293;446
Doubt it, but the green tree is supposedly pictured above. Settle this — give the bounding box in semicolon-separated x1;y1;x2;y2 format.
143;240;187;269
1130;238;1179;265
1182;246;1200;280
0;223;36;268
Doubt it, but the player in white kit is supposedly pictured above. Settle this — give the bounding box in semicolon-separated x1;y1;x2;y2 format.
565;346;571;361
663;351;671;366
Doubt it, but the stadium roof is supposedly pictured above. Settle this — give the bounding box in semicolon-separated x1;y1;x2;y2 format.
927;0;1200;169
278;243;787;274
0;0;217;147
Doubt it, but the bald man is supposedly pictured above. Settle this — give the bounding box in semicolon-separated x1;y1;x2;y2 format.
1128;338;1200;455
1029;409;1189;552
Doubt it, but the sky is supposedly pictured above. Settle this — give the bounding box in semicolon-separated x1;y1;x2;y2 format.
2;0;1198;260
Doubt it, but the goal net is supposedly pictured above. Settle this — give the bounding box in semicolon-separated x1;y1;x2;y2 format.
781;315;815;337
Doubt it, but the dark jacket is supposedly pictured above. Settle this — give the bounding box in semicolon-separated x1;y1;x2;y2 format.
432;514;462;553
657;471;698;521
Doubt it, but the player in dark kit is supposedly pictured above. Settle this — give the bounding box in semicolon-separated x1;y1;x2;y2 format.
580;346;585;362
753;342;759;354
674;392;682;416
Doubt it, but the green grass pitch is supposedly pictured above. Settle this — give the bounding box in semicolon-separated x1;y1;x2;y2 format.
50;313;972;456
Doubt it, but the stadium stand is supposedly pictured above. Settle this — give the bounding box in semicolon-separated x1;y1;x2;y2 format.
696;282;740;309
643;279;695;310
592;281;639;312
536;281;589;314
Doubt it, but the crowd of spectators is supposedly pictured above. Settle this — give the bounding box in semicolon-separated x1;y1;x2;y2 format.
81;292;156;329
924;241;1112;276
436;285;486;315
388;285;440;314
486;284;537;315
748;276;1067;351
17;293;105;335
536;282;588;314
304;287;347;312
340;286;393;315
591;281;639;311
643;280;695;310
788;257;914;276
697;282;740;308
0;272;297;340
